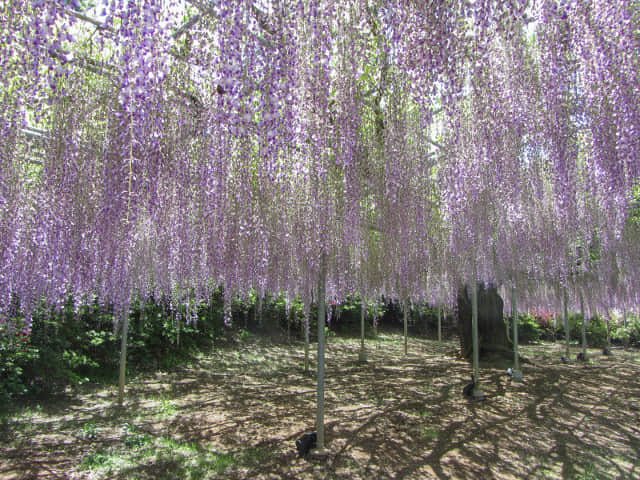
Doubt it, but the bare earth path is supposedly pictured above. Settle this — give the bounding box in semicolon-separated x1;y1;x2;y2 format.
1;335;639;479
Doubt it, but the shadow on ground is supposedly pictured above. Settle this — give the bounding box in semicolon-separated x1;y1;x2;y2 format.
1;336;639;479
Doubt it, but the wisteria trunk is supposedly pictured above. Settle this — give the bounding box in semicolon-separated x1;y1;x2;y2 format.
458;284;511;361
437;306;442;343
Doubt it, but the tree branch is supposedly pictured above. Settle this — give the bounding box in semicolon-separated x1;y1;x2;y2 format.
172;14;202;39
67;9;113;32
426;138;446;150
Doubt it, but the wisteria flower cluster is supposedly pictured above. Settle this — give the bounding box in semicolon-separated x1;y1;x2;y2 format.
0;0;638;327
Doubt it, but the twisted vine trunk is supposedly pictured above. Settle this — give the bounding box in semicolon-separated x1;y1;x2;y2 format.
458;283;512;361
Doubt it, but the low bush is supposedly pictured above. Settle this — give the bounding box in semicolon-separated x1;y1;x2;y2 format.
507;314;542;344
0;317;39;400
612;316;640;347
0;292;229;400
557;313;608;347
585;315;609;347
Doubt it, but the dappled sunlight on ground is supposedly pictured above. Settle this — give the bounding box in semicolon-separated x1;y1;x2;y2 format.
1;335;639;479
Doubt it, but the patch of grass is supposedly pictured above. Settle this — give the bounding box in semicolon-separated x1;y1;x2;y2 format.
0;403;44;437
242;352;267;363
81;421;99;440
123;422;151;448
370;335;401;344
77;428;268;480
574;463;605;480
80;452;114;469
17;403;43;418
420;427;438;440
157;398;178;418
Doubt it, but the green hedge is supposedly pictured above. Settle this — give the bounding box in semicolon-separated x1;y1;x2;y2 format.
0;293;229;401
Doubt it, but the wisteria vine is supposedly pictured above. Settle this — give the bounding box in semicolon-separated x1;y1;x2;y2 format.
0;0;638;328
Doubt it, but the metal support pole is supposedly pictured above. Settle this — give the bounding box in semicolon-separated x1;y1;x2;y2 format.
359;296;367;362
563;287;570;360
471;284;484;399
511;285;522;381
403;301;408;355
313;269;329;455
580;288;587;359
118;313;129;407
304;308;310;373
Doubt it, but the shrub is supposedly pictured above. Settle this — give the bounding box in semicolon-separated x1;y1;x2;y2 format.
509;314;542;344
586;315;608;347
21;298;119;393
528;309;559;341
0;317;38;400
1;292;228;398
612;316;640;347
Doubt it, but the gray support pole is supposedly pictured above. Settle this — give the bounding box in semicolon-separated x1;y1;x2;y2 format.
437;306;442;343
315;270;327;453
580;289;587;359
471;284;484;399
623;308;628;348
563;287;570;359
511;285;522;381
359;296;367;362
404;300;408;355
118;313;129;406
176;310;181;348
304;306;310;373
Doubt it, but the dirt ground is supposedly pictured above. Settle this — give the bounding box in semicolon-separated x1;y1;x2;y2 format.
1;334;639;480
